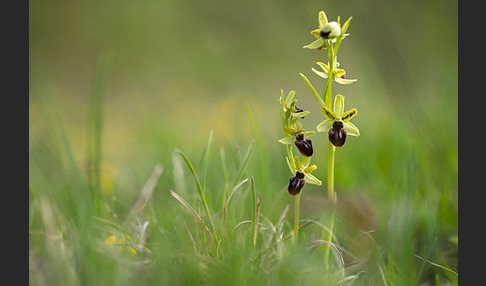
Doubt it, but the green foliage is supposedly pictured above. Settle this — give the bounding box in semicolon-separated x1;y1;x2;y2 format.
30;1;457;285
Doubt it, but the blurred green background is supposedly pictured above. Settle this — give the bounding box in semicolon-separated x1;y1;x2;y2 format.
29;0;457;284
29;0;457;186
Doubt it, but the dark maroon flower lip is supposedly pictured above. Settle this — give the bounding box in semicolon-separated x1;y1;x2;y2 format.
295;133;313;157
295;137;314;157
328;121;347;147
287;172;306;195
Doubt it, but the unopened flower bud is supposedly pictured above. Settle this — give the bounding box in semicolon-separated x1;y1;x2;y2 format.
294;106;305;118
320;21;341;39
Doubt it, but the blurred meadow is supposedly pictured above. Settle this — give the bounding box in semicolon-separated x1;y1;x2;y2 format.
29;0;458;285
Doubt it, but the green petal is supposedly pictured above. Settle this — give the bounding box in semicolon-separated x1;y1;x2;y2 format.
301;156;311;168
304;164;317;174
311;29;320;38
303;38;324;49
318;11;329;28
312;68;328;79
316;62;330;73
278;135;295;145
316;119;333;132
291;110;310;118
334;94;345;115
283;126;295;134
335;77;357;85
344;121;360;136
303;131;316;138
304;172;322;186
341;108;358;122
334;68;345;77
279;90;285;108
321;105;337;121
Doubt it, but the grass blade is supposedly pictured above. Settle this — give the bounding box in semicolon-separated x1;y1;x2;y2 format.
198;129;213;191
220;146;228;183
223;178;249;229
251;176;260;247
93;217;124;232
414;255;458;277
310;239;345;279
170;190;213;240
175;149;217;240
234;140;255;184
125;163;164;223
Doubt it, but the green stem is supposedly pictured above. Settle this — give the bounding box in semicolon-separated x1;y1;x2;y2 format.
287;144;294;167
322;38;337;266
327;143;336;202
294;193;301;243
324;39;334;107
323;142;337;266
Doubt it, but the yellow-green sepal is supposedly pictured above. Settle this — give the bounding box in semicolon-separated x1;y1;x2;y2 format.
303;38;325;49
316;119;333;133
304;164;317;173
344;121;360;136
334;94;345;115
304;172;322;186
312;68;328;79
285;90;296;108
335;76;357;85
303;131;316;138
334;68;357;84
341;108;358;122
291;110;310;118
321;105;337;121
311;29;320;38
318;11;329;28
278;135;295;145
316;62;330;73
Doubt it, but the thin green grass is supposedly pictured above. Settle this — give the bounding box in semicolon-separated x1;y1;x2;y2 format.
29;117;458;285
